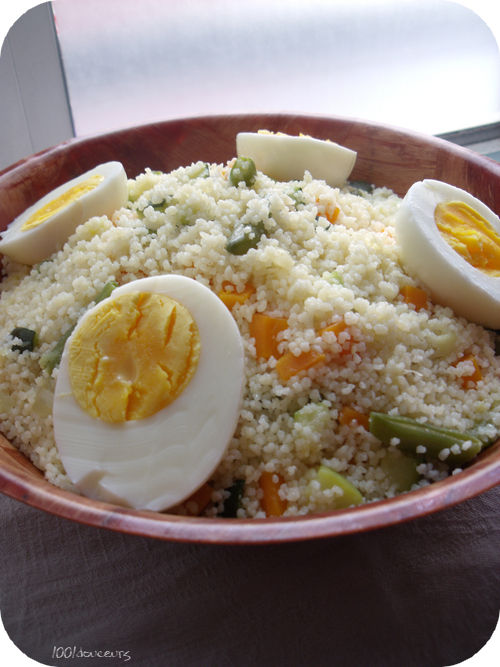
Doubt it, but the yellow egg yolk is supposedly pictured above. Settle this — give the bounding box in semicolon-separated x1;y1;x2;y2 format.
435;200;500;276
21;173;104;231
68;291;200;423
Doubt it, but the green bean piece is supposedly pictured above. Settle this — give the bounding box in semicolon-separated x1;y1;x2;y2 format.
230;157;257;187
94;280;118;304
39;326;75;373
10;327;38;353
369;412;484;465
226;221;265;256
220;479;245;518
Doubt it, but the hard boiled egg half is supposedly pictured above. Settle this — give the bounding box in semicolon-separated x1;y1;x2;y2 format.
53;275;245;511
236;130;357;187
395;179;500;328
0;162;128;265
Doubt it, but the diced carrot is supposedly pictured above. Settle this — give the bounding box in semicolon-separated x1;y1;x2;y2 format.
320;319;352;355
400;285;429;311
218;282;255;310
182;483;213;516
275;349;326;381
325;205;340;224
259;471;287;517
250;312;288;360
339;405;369;430
453;353;483;389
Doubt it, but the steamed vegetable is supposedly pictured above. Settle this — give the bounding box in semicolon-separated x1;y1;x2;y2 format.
316;465;363;508
259;471;287;516
369;411;484;465
10;327;38;353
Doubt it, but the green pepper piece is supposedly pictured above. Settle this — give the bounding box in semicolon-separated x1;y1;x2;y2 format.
220;479;245;518
94;280;118;304
369;412;484;465
10;327;38;353
230;157;257;187
226;221;265;256
316;465;363;508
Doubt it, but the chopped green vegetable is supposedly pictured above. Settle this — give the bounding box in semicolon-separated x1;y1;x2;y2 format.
94;281;118;304
316;465;363;508
369;411;484;465
289;186;305;208
150;198;170;213
136;196;173;219
380;450;420;492
429;331;457;358
220;479;245;518
294;401;330;428
347;180;375;196
226;221;265;255
323;270;343;285
40;283;119;373
189;162;210;179
39;326;74;373
10;327;38;353
230;157;257;187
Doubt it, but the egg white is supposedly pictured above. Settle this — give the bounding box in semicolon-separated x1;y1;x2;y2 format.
236;131;357;187
53;275;245;511
0;161;128;265
395;179;500;328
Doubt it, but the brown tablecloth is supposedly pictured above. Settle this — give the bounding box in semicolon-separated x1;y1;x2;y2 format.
1;485;499;667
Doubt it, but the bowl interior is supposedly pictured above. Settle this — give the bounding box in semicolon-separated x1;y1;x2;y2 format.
1;113;500;543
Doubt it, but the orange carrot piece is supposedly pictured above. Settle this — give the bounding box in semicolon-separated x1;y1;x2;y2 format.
453;353;483;389
325;205;340;224
320;319;353;355
400;285;429;311
183;483;213;516
250;312;288;360
339;406;369;430
218;282;255;310
275;349;326;381
259;471;287;517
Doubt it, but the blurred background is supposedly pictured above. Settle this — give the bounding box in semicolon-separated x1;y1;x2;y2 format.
1;0;500;171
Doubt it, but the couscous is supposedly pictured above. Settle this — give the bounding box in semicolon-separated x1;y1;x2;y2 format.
0;148;499;518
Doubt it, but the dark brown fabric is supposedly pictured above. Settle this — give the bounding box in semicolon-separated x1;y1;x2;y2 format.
1;487;499;667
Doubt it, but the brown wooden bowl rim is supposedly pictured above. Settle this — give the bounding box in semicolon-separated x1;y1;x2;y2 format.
1;112;500;544
0;436;499;544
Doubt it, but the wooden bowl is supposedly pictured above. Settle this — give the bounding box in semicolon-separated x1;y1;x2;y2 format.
1;113;500;544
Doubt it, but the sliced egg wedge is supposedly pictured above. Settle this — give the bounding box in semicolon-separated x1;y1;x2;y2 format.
0;161;128;265
53;275;245;511
236;130;357;187
395;179;500;328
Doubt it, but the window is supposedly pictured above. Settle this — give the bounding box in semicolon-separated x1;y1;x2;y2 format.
52;0;500;136
1;0;499;170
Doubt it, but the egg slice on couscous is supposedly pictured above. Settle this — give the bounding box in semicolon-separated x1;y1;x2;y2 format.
0;133;499;518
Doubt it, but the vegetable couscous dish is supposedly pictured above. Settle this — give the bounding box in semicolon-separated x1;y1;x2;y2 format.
0;131;499;518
